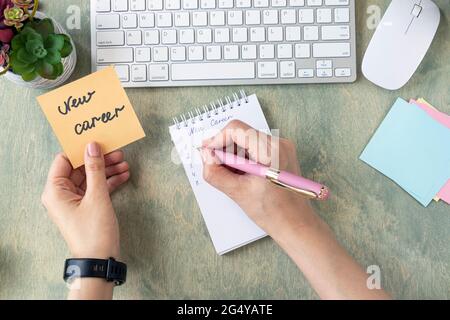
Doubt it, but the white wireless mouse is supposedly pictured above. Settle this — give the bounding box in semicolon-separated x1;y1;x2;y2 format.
362;0;440;90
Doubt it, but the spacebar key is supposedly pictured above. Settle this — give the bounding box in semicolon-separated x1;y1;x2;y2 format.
172;62;255;81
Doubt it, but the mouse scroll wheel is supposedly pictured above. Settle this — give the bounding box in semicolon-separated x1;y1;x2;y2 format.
411;4;422;18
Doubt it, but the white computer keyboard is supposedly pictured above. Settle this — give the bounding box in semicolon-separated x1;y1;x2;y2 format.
91;0;356;87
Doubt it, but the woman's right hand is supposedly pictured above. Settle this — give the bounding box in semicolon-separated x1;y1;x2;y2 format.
200;120;320;237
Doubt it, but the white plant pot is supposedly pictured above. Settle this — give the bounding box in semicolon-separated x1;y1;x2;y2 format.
2;11;77;89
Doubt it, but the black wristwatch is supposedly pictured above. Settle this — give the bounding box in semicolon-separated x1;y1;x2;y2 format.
63;257;127;286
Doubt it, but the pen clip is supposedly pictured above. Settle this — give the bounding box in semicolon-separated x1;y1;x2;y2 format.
265;168;319;200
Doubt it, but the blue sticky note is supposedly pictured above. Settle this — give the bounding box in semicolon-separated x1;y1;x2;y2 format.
360;98;450;207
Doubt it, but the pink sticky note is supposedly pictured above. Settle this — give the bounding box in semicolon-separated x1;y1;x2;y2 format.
410;99;450;204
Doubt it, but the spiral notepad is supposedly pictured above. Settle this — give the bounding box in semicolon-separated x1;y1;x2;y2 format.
169;91;270;255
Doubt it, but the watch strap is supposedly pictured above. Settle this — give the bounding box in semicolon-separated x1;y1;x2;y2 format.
64;257;127;286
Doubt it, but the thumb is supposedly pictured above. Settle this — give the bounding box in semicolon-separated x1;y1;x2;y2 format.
84;142;108;196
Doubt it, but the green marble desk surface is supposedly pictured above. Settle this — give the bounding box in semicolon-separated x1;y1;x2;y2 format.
0;1;449;299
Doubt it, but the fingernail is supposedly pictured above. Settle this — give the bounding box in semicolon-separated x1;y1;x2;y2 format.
87;142;101;158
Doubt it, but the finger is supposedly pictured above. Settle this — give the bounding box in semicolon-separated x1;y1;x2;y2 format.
203;120;273;166
47;153;73;181
104;150;124;167
84;142;108;196
105;161;129;178
107;171;130;193
200;148;248;197
70;167;86;187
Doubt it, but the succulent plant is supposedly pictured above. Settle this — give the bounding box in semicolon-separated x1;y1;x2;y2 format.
3;5;29;28
8;18;73;81
11;0;34;10
0;43;9;64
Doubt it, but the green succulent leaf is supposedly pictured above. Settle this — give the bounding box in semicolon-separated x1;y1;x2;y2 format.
44;49;61;65
12;62;35;75
25;39;46;57
60;40;73;58
53;62;64;77
11;35;26;51
36;60;55;79
17;48;39;64
45;34;65;51
21;71;38;82
30;19;55;40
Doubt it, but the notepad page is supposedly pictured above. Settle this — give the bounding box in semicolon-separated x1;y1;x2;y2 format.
169;94;269;255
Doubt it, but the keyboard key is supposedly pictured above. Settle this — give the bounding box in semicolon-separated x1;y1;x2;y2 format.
295;43;310;58
197;29;212;43
149;64;169;81
166;0;181;10
317;8;332;23
254;0;270;7
144;30;159;44
289;0;305;6
257;61;277;78
317;68;332;77
97;48;133;63
201;0;216;9
307;0;322;6
277;44;293;58
242;45;257;59
263;10;278;24
113;0;128;11
96;14;120;29
298;68;314;77
96;0;111;12
268;27;283;41
183;0;198;9
298;9;314;23
136;47;151;62
174;12;190;26
132;64;147;81
313;42;350;57
325;0;349;5
130;0;146;11
97;31;125;46
188;46;204;60
316;60;332;68
215;28;230;43
147;0;163;10
303;26;319;41
334;8;350;22
321;25;350;40
172;62;255;80
122;13;138;28
210;11;226;26
272;0;287;7
280;61;295;78
180;29;195;43
286;26;301;41
236;0;251;7
161;30;177;44
233;28;248;42
335;68;351;77
224;45;239;59
193;11;208;26
171;46;186;61
228;11;243;25
218;0;234;8
206;46;222;60
156;12;172;27
260;44;275;59
281;9;296;24
153;46;169;61
95;14;120;29
126;30;142;45
250;27;265;42
246;11;261;25
139;13;155;27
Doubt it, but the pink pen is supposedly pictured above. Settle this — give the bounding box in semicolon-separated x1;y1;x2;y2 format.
212;149;330;201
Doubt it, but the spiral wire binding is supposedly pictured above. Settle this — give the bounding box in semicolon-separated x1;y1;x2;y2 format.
173;91;249;130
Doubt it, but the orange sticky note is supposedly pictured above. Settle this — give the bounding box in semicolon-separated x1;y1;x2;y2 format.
37;67;146;168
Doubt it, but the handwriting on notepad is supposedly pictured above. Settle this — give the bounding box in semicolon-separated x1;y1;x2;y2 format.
188;114;233;137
